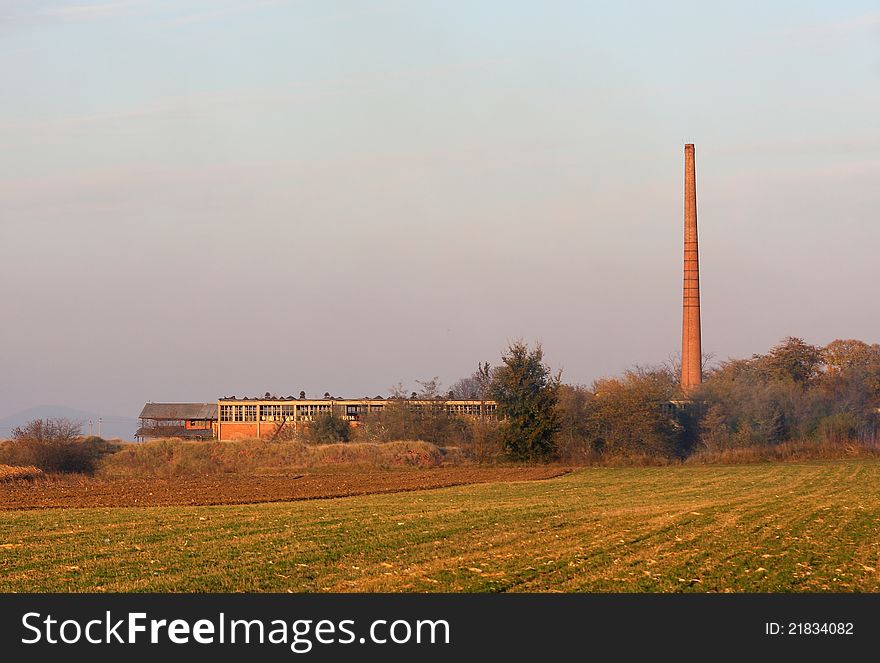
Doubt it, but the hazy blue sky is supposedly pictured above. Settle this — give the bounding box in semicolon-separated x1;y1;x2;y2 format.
1;1;879;423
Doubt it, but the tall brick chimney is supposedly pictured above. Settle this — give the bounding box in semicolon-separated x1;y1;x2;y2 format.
681;143;702;392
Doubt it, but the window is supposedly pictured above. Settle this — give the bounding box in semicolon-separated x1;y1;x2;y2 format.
261;404;282;421
220;405;238;422
243;405;257;422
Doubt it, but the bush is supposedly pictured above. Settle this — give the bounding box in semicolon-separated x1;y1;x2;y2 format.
0;419;121;474
308;413;351;444
0;437;121;474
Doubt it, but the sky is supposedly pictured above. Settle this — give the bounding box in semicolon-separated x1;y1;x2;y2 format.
1;0;879;423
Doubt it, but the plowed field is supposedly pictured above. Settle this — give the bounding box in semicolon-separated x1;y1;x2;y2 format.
0;466;569;510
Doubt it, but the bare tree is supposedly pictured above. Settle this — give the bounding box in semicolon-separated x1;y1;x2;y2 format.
12;417;82;444
450;362;495;399
665;352;716;385
387;382;409;399
415;377;443;399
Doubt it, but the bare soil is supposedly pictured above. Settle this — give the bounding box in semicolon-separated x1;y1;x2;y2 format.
0;466;569;510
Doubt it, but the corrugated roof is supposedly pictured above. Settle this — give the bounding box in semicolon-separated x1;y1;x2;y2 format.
138;403;216;420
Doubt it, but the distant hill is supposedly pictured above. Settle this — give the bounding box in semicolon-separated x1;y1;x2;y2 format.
0;405;138;441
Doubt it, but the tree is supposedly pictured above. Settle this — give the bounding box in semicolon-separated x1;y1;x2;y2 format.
664;351;717;388
761;337;824;385
822;340;880;406
490;342;560;461
823;339;878;373
555;384;593;460
764;404;789;445
12;417;82;445
414;377;443;399
698;404;733;453
450;363;494;400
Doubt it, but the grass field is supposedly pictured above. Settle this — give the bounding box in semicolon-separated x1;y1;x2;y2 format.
2;459;879;592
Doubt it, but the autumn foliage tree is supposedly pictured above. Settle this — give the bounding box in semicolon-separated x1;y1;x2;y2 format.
695;337;880;449
554;384;593;460
761;336;825;384
584;368;683;459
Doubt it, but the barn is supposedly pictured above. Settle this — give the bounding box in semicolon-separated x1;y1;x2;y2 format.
136;403;217;441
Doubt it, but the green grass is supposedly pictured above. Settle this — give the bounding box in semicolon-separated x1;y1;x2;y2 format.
2;459;879;592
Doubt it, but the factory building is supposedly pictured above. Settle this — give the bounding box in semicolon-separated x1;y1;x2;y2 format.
216;397;497;441
136;397;497;441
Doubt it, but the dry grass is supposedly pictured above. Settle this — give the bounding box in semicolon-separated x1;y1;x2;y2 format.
685;440;880;465
0;464;44;482
305;440;444;468
98;438;446;477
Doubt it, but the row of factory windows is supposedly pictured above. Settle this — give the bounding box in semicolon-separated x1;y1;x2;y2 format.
219;403;496;422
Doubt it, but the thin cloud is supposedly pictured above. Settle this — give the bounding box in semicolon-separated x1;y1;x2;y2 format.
38;1;147;20
0;55;512;143
714;133;880;158
775;11;880;37
745;11;880;56
163;0;295;27
164;0;401;28
0;0;152;28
